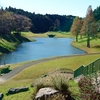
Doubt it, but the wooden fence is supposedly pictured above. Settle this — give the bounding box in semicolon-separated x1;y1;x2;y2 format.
74;58;100;78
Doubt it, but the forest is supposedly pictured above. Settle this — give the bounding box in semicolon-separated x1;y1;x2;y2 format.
0;6;100;34
5;6;76;33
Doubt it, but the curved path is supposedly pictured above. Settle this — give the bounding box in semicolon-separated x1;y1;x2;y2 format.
0;57;57;83
0;53;99;83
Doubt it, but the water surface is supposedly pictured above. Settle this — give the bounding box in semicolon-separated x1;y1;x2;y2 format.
0;38;85;64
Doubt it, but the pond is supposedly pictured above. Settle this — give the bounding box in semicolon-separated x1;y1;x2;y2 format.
0;38;86;64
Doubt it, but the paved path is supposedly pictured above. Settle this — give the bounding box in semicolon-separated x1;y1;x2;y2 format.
0;58;56;83
0;53;99;83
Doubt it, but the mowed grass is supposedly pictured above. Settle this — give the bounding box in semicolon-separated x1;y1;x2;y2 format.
0;38;16;55
0;53;100;100
1;32;100;99
21;31;72;38
72;37;100;53
22;31;100;53
10;54;100;80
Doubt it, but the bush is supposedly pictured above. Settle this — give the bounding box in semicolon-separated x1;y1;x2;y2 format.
51;75;71;96
31;75;74;100
78;75;100;100
0;65;10;74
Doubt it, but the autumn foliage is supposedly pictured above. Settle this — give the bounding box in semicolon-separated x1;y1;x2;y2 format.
70;16;83;42
0;9;32;35
71;5;98;48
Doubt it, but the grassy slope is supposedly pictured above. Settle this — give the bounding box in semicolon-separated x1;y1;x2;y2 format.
1;54;100;100
0;31;100;99
0;33;31;55
21;31;72;38
0;38;16;55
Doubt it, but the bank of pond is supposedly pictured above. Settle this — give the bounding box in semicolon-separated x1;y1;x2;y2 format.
0;38;85;64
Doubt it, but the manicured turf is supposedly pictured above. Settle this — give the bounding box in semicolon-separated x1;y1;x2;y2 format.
0;53;100;99
0;31;100;100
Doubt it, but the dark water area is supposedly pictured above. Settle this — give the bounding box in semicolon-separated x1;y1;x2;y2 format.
0;38;86;64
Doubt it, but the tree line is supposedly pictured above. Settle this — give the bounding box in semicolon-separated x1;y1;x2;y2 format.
5;6;75;33
70;5;100;48
0;5;100;48
0;9;32;35
4;5;100;35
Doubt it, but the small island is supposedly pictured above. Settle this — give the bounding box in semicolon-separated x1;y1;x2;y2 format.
47;34;56;38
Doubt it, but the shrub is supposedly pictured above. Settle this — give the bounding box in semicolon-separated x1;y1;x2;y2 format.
31;82;46;100
51;75;71;96
45;93;65;100
78;75;100;100
0;65;10;74
31;75;74;100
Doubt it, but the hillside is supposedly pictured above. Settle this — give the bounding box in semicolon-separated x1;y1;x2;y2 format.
6;7;76;33
0;34;31;55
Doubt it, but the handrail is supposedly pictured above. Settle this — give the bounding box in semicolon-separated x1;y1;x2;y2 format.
74;58;100;78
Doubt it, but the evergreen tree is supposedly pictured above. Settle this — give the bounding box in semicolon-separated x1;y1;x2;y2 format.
94;6;100;21
6;7;75;33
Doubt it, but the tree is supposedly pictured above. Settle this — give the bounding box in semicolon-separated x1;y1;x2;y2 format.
6;7;75;33
70;16;82;42
54;18;60;31
81;5;97;48
0;9;32;35
0;10;12;34
93;6;100;21
12;14;32;34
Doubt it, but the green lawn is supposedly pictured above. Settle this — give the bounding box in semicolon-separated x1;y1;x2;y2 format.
0;53;100;99
0;31;100;99
21;31;72;38
0;33;32;55
72;37;100;53
22;31;100;53
0;38;16;55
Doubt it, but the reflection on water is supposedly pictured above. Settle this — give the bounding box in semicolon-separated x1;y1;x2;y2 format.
0;38;85;64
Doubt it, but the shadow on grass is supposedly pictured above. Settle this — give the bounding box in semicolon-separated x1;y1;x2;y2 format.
0;45;10;53
78;38;94;43
0;34;31;54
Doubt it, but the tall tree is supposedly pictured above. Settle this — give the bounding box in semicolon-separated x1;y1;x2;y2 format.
70;16;82;42
97;20;100;32
93;6;100;21
81;5;97;48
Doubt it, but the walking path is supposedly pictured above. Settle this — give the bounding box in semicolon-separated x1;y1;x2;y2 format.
0;57;56;83
0;53;99;83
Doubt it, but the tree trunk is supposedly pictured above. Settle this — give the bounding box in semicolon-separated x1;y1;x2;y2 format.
87;33;90;48
80;34;82;39
76;34;78;42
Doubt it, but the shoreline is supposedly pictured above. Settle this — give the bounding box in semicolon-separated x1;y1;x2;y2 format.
0;52;100;84
0;36;100;65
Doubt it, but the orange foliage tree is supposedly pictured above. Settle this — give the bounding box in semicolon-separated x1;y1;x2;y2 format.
81;5;97;48
70;16;83;42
